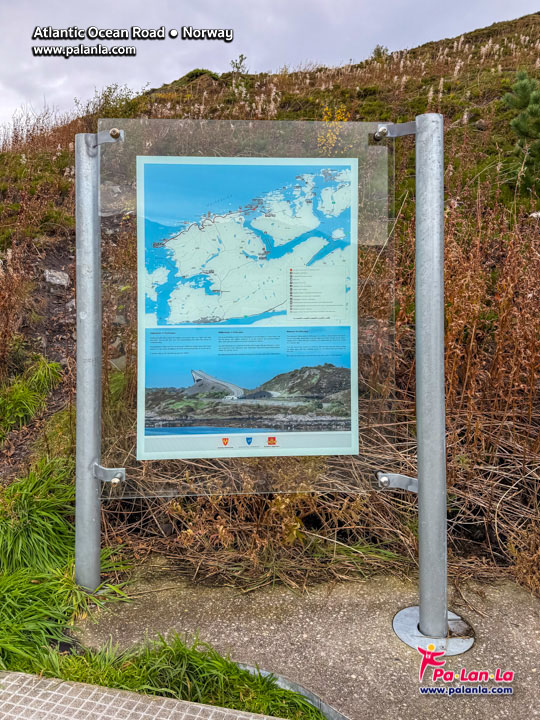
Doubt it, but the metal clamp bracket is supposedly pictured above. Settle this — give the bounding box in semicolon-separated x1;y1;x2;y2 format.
374;121;417;140
93;463;125;485
84;129;124;158
94;128;125;147
375;471;418;493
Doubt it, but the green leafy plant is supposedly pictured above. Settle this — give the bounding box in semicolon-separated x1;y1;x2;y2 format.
370;44;389;61
230;53;248;74
504;70;540;191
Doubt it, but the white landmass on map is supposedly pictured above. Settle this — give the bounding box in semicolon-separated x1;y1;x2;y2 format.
145;266;169;302
167;222;337;324
250;190;319;246
319;183;352;217
146;167;355;326
167;214;262;278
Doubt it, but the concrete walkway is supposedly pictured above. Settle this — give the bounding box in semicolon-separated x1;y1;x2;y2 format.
74;569;540;720
0;672;285;720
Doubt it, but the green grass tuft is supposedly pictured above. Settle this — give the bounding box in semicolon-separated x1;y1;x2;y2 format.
0;457;75;573
0;355;62;440
0;380;42;432
0;457;126;670
28;635;326;720
0;566;120;669
26;355;63;394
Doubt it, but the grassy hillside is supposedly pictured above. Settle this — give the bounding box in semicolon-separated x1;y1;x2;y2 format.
1;13;540;595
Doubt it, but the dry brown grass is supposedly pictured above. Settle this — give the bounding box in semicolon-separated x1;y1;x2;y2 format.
1;12;540;593
0;243;30;377
98;122;540;592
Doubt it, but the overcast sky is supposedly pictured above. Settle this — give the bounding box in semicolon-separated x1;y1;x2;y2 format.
1;1;538;126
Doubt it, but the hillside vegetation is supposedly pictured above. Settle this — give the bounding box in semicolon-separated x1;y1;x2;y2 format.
1;13;540;596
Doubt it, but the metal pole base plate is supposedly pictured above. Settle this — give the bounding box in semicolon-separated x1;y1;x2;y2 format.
393;606;475;656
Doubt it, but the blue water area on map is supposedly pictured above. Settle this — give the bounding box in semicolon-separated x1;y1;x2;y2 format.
146;427;275;436
142;162;353;325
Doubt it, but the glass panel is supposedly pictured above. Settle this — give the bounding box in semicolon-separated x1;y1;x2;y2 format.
98;119;394;497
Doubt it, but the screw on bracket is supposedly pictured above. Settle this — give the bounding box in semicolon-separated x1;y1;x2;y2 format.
92;129;125;148
374;121;417;140
374;471;418;493
93;463;126;484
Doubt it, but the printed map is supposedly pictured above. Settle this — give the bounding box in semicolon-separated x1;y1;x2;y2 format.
141;159;357;326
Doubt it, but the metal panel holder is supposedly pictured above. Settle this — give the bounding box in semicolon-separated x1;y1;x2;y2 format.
74;116;475;654
93;464;125;485
375;471;418;493
374;121;417;140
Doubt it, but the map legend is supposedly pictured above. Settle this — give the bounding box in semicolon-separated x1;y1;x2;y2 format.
288;266;348;323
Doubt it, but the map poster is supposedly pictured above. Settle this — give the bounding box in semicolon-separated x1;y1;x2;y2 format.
136;157;359;460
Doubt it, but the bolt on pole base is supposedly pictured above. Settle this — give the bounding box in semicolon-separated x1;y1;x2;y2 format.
393;606;475;656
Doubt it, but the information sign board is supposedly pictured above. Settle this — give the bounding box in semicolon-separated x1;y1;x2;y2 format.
137;156;359;459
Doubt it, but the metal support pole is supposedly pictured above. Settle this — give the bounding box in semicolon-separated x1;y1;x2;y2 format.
75;134;102;591
390;115;474;654
415;114;447;639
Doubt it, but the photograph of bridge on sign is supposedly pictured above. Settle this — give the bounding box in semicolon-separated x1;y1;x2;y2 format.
145;361;352;433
